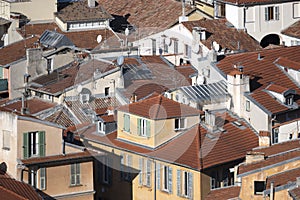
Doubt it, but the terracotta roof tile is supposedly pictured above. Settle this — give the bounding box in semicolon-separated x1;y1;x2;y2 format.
99;0;195;29
1;98;56;115
0;186;27;200
275;56;300;71
289;187;300;200
266;167;300;189
238;149;300;175
282;20;300;39
44;108;76;128
266;83;290;94
217;0;295;5
252;139;300;157
0;37;38;66
175;65;197;85
118;95;200;120
205;186;241;200
217;46;300;114
55;1;112;23
100;115;116;123
182;19;261;52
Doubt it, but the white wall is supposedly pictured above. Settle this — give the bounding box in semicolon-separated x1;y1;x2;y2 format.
277;120;300;143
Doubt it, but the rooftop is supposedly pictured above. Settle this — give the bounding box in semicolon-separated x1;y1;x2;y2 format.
55;0;113;23
281;20;300;39
266;167;300;189
275;56;300;71
289;187;300;200
215;0;296;6
204;186;241;200
118;95;200;120
175;65;198;85
182;19;261;52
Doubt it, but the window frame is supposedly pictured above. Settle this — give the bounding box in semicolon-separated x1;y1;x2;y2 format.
254;181;265;195
163;165;169;191
175;118;186;131
246;100;250;112
70;163;81;186
272;128;279;144
40;168;46;190
265;6;279;21
2;130;11;150
104;87;110;96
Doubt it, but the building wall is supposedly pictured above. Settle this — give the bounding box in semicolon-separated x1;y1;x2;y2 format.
9;60;26;99
238;159;300;200
55;17;68;32
276;120;300;143
10;0;56;21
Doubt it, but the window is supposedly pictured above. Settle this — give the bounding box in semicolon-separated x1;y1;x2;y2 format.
2;130;11;150
98;121;105;133
272;128;279;144
123;114;130;132
138;118;150;137
177;170;193;198
152;39;156;55
184;44;191;58
70;163;80;186
293;3;300;18
254;181;265;195
175;118;185;130
23;131;45;159
174;40;178;54
29;170;36;187
121;154;132;182
46;58;53;72
105;87;110;96
139;158;151;187
211;177;216;189
40;168;46;190
265;6;279;21
215;2;225;18
289;133;293;140
246;100;250;112
286;96;293;105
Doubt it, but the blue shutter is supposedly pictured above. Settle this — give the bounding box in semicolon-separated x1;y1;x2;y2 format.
168;167;173;194
177;169;181;196
188;172;193;199
146;120;151;138
139;158;143;185
265;7;269;21
23;133;28;159
156;163;160;190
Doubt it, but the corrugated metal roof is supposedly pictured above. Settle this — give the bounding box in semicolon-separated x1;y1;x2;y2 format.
40;30;74;48
179;80;228;103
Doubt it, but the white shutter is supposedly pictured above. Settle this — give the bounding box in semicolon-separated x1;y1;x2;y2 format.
156;163;161;190
188;172;193;199
275;6;279;20
265;7;269;21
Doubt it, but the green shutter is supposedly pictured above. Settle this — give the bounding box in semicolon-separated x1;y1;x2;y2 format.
177;169;181;196
23;133;28;159
156;163;160;190
137;118;141;136
168;167;173;194
39;131;45;157
146;120;150;138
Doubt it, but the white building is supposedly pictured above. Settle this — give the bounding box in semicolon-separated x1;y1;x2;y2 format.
214;0;300;47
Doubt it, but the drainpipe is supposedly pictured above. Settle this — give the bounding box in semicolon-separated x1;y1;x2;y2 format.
270;181;274;200
154;159;156;200
243;6;247;32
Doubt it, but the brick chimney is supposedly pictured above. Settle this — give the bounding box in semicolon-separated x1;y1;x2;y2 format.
245;151;265;164
259;131;270;147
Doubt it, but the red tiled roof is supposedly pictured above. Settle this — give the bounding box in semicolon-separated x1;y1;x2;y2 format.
55;1;112;23
238;150;300;175
216;0;295;5
1;98;56;115
252;139;300;157
217;46;300;114
205;186;241;200
0;186;27;200
289;187;300;200
18;23;114;49
81;111;258;170
182;19;261;52
44;108;76;128
275;56;300;71
99;0;195;29
0;172;42;200
0;37;38;66
100;115;116;123
176;65;197;85
282;20;300;39
118;95;200;120
266;83;289;94
266;167;300;189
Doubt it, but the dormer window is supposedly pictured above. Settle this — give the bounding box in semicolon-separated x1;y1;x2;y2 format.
98;121;105;134
138;118;150;137
285;96;293;105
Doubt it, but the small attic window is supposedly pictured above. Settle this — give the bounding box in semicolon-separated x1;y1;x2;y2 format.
285;96;293;105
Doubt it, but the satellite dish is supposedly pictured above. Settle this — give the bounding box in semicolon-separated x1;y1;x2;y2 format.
165;37;171;46
117;56;124;66
76;84;83;93
96;35;102;44
192;43;200;54
213;41;220;52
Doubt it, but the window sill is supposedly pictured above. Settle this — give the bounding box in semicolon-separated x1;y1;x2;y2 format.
2;147;10;151
161;189;170;194
174;128;186;132
69;184;82;188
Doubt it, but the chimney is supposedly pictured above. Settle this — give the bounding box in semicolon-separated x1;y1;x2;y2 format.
259;131;270;147
106;106;114;115
205;110;217;132
88;0;95;8
200;29;206;41
245;151;265;164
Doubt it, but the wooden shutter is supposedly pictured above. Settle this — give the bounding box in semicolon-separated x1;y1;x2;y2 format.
70;164;75;185
156;163;160;190
177;169;181;196
265;7;269;21
168;167;173;194
38;131;45;157
146;120;150;138
23;133;29;159
188;172;193;199
275;6;279;20
139;158;144;185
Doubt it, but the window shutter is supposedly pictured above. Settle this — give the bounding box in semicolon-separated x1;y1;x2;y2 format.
120;153;124;180
23;133;28;159
128;155;132;181
265;7;269;21
139;158;143;185
146;120;150;138
137;118;141;136
156;163;160;190
275;6;279;20
38;131;45;157
146;159;151;187
188;172;193;199
70;164;75;185
108;158;113;185
177;169;181;196
168;167;173;194
76;163;81;185
40;168;46;190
